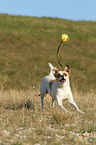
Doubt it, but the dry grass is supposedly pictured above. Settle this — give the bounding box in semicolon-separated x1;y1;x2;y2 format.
0;88;96;145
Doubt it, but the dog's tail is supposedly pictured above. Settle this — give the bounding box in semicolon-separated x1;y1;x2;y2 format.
48;63;55;76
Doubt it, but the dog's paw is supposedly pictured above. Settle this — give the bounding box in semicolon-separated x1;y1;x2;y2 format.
81;111;85;114
77;110;85;114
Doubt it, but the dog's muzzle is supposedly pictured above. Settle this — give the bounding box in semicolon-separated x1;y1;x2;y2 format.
59;76;66;82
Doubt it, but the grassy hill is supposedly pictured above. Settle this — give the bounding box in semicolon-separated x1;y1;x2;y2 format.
0;14;96;91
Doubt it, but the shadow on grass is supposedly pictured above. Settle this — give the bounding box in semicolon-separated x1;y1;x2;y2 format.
4;100;35;110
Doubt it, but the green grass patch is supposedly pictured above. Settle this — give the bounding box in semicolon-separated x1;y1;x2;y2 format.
0;14;96;91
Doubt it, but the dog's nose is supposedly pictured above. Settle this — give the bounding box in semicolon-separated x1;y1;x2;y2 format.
61;76;64;80
61;75;64;79
61;75;64;78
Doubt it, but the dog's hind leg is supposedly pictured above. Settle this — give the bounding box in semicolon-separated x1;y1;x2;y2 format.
69;99;84;114
41;90;48;109
41;95;45;109
52;97;55;107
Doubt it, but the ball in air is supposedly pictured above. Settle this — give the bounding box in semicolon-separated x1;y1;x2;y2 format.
61;34;69;42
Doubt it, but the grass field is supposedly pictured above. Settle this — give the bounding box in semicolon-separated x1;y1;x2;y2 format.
0;14;96;144
0;89;96;144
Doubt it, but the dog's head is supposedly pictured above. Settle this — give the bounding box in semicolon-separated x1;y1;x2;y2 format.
54;65;70;84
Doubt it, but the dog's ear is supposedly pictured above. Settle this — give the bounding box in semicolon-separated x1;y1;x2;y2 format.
64;64;71;74
53;67;59;77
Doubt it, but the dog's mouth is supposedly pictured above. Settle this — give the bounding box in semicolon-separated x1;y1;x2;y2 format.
59;78;66;82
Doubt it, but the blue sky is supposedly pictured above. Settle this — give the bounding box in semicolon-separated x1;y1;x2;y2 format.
0;0;96;21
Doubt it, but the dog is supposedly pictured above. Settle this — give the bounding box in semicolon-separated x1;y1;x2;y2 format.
40;63;84;113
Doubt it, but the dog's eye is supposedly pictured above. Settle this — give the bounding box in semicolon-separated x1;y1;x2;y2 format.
57;74;60;78
64;73;67;76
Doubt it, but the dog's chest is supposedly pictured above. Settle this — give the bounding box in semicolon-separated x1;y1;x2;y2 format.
56;84;70;99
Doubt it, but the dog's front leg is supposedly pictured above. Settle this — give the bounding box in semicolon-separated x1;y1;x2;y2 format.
56;97;68;112
69;99;84;114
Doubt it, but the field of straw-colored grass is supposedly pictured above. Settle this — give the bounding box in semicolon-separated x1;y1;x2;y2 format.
0;88;96;145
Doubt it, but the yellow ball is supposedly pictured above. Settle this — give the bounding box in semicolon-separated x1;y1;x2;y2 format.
61;34;69;42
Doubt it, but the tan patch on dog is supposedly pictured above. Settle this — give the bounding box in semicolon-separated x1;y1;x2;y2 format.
62;71;69;77
63;65;70;74
49;80;55;89
54;71;60;78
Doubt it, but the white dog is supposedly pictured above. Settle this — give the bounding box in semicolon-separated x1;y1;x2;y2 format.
40;63;84;113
